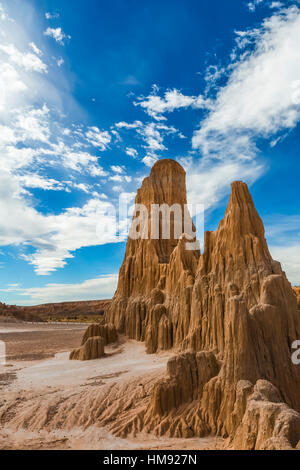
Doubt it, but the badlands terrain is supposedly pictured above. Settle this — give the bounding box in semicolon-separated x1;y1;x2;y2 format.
1;159;300;450
0;323;223;450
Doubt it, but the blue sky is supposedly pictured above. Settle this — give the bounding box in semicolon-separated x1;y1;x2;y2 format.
0;0;300;305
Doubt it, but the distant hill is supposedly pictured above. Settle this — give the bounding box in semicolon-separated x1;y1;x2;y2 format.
0;299;111;323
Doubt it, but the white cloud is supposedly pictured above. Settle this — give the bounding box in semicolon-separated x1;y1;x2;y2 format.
71;182;91;193
15;105;50;143
57;57;64;67
0;146;37;172
0;43;47;73
44;27;71;45
45;12;60;20
247;0;263;12
13;275;118;304
110;174;123;182
115;120;143;129
111;165;124;173
265;214;300;240
38;139;108;175
17;174;66;191
0;63;27;110
135;88;211;120
0;2;7;21
19;196;123;275
0;124;18;145
204;64;226;90
85;126;111;150
89;164;108;177
0;2;121;277
269;2;284;9
142;153;159;167
252;213;300;285
193;6;300;160
138;122;167;151
62;149;98;171
126;147;138;158
29;42;42;56
112;185;122;192
180;156;264;212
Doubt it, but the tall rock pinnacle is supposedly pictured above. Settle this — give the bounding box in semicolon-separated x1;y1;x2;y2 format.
103;158;300;449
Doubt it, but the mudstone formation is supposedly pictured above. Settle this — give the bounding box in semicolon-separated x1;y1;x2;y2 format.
70;336;105;361
70;323;118;360
99;159;300;449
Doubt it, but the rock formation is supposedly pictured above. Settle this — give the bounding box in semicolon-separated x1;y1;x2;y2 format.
69;323;117;361
70;336;105;361
105;159;199;352
81;323;117;346
101;158;300;449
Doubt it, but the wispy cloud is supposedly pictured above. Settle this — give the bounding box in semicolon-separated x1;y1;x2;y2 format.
0;43;47;73
45;11;60;20
193;6;300;160
85;126;111;150
125;147;138;158
247;0;263;13
135;87;211;121
44;27;71;45
1;275;118;304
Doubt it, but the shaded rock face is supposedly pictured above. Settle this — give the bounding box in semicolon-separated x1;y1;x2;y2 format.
103;158;300;449
81;323;117;346
69;336;104;361
69;323;117;361
231;380;300;450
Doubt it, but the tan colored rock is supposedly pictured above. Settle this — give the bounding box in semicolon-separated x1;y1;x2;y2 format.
103;159;300;449
293;286;300;309
81;323;117;346
231;380;300;450
69;336;104;361
105;159;199;351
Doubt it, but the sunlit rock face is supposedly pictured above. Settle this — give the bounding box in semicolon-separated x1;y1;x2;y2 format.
103;158;300;449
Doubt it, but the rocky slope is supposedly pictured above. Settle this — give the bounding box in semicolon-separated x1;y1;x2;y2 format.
102;158;300;449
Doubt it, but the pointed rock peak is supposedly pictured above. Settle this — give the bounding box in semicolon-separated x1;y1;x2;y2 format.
221;180;265;240
229;181;255;207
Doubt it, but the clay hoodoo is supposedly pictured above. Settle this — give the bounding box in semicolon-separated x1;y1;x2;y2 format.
70;336;105;361
102;159;300;449
69;323;118;360
105;159;199;352
81;323;117;346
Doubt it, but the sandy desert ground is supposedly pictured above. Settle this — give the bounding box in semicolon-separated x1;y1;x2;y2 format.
0;322;224;450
